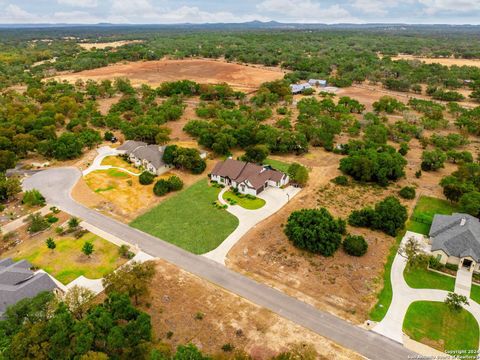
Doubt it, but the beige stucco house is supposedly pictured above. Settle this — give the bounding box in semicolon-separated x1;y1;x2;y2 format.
429;213;480;272
117;140;171;175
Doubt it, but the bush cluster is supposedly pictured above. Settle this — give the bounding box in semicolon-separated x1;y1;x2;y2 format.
153;176;184;196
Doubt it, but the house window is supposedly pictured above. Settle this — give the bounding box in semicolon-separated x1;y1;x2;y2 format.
436;254;442;262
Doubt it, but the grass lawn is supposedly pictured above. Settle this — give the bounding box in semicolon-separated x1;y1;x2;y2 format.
222;191;265;210
403;301;479;352
130;179;239;254
101;156;141;174
263;158;291;173
404;267;455;291
409;196;459;235
369;228;404;321
12;232;126;285
471;284;480;304
106;168;130;178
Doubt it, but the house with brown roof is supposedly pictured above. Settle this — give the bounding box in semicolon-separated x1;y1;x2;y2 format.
210;159;289;196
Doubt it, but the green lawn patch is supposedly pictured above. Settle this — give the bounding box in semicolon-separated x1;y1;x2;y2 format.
409;196;459;235
369;228;404;321
95;185;115;193
13;232;126;285
471;284;480;304
403;301;479;352
263;158;290;173
130;179;239;254
222;191;265;210
106;168;129;178
404;266;455;291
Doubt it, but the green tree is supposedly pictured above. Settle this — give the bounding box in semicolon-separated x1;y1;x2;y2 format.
68;217;80;230
82;242;94;258
459;192;480;217
22;189;46;206
153;179;170;196
343;234;368;256
0;150;17;172
445;292;469;312
46;237;56;251
102;261;156;305
27;213;49;233
242;145;270;163
287;163;309;186
0;175;21;202
399;186;416;200
421;149;447;171
284;208;345;257
139;171;155;185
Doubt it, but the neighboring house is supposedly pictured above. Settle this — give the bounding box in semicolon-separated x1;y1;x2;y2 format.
210;159;289;196
290;83;312;94
0;258;59;317
117;140;171;175
308;79;327;87
429;213;480;272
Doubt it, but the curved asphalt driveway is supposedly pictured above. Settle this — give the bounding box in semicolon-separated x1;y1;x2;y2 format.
23;167;415;360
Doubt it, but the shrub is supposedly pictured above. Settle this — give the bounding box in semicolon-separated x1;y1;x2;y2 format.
399;142;409;156
167;176;183;192
27;213;49;233
415;170;422;178
119;244;134;259
22;189;46;206
343;235;368;256
332;175;349;186
421;149;447;171
221;344;235;352
139;171;155;185
46;215;59;223
104;131;114;141
153;179;170;196
288;163;309;186
284;208;345;257
428;256;443;270
399;186;416;200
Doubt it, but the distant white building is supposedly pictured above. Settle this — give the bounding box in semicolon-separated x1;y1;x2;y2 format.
308;79;327;87
290;83;312;94
117;140;171;175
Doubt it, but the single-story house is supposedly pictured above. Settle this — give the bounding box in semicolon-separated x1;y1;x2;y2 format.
0;258;60;317
290;83;312;95
210;159;289;196
117;140;171;175
429;213;480;272
308;79;327;87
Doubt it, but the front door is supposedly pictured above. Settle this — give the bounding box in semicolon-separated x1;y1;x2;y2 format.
463;259;473;269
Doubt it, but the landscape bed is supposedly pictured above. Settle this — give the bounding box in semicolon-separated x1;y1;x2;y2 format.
130;179;239;254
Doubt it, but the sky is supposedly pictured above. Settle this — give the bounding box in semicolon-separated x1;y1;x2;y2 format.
0;0;479;25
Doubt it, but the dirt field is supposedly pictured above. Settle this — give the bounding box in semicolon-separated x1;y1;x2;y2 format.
52;59;285;91
392;54;480;67
142;259;362;359
78;40;143;50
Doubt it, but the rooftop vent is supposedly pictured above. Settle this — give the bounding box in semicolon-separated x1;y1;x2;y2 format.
461;218;467;226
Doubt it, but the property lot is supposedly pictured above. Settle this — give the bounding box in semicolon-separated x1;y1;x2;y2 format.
409;195;459;235
142;259;363;359
52;59;285;91
2;218;126;284
130;179;239;254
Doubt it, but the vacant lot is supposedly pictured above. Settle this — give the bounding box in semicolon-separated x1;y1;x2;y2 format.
403;301;479;352
131;179;238;254
53;59;285;91
142;260;362;359
4;229;125;284
392;54;480;67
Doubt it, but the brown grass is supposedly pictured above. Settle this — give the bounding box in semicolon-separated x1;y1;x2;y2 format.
141;260;363;359
392;54;480;67
52;59;285;91
78;40;143;50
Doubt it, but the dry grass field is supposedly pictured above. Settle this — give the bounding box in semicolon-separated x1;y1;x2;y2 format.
141;260;363;359
392;54;480;67
52;59;285;91
78;40;143;50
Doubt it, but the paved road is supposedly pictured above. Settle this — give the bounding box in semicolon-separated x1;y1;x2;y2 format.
23;167;415;360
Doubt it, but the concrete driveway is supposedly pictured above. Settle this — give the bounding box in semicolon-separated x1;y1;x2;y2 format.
203;186;301;264
82;146;139;176
22;167;416;360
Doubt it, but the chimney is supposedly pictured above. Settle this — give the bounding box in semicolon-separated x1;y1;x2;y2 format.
460;218;467;226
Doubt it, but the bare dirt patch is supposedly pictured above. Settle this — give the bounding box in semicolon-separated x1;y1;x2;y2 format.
142;259;362;359
52;59;285;91
392;54;480;68
78;40;144;50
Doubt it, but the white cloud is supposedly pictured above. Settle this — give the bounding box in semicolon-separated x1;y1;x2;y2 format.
2;4;39;22
257;0;358;23
57;0;98;8
418;0;480;14
351;0;410;16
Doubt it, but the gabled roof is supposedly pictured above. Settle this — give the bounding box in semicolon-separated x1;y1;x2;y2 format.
117;140;147;154
211;159;286;191
132;144;165;169
0;258;58;315
430;213;480;262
